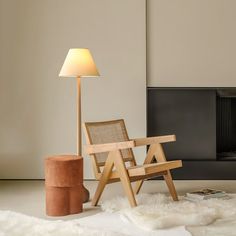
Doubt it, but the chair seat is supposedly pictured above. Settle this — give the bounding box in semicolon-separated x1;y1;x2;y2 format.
97;160;182;180
128;160;182;177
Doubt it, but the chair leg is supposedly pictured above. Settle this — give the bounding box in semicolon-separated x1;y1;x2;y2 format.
120;176;137;207
153;143;178;201
134;144;158;195
164;170;178;201
134;180;144;194
91;179;107;206
113;151;137;207
91;154;114;206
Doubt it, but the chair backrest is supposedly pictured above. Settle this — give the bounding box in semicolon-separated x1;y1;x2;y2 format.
83;119;136;176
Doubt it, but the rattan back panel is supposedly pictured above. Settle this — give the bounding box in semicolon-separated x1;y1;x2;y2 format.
84;119;134;164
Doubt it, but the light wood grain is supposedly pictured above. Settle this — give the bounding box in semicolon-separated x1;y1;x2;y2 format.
164;170;178;201
97;170;168;182
154;143;179;201
154;143;168;162
133;135;176;147
128;161;182;176
113;150;137;207
85;141;135;155
83;119;182;207
77;77;82;156
91;151;114;206
134;143;162;194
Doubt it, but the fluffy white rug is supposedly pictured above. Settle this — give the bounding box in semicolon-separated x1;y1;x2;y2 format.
0;210;128;236
187;217;236;236
78;212;191;236
101;193;236;231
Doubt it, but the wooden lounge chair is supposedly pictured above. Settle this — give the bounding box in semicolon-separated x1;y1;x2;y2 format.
83;119;182;207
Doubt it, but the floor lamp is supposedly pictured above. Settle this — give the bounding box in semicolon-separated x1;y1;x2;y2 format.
59;48;100;202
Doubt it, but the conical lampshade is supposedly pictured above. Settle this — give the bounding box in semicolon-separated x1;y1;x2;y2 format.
59;48;99;77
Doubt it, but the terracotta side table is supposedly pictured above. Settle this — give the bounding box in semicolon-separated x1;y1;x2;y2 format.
45;155;85;216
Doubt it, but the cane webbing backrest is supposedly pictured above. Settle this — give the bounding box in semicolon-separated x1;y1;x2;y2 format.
84;119;135;165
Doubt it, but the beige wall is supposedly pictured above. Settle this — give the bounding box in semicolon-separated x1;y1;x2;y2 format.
148;0;236;87
0;0;146;179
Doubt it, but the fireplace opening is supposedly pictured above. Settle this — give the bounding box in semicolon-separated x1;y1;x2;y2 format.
217;89;236;160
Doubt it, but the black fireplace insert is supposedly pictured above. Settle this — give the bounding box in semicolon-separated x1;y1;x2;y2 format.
147;87;236;179
217;89;236;160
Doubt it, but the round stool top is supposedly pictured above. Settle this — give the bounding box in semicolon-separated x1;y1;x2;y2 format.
45;155;83;187
46;155;82;162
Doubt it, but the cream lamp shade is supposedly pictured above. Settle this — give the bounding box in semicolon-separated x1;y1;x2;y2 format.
59;48;99;77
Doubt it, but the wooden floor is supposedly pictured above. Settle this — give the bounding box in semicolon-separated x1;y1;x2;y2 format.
0;180;236;220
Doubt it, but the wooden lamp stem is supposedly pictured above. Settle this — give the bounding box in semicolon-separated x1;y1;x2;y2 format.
77;76;89;203
77;77;82;156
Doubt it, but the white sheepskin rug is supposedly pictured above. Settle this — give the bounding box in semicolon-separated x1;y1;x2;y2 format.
0;210;128;236
101;193;236;231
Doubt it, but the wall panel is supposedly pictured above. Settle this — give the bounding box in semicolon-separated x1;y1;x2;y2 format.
0;0;146;179
148;0;236;87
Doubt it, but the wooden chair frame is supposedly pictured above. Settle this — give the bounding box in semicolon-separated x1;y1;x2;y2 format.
83;119;182;207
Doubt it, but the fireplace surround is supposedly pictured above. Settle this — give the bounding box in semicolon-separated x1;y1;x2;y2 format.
147;88;236;179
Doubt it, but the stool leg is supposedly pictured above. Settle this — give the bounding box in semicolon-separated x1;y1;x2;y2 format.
46;186;70;216
69;186;83;214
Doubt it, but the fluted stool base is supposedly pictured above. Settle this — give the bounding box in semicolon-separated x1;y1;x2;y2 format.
45;155;84;216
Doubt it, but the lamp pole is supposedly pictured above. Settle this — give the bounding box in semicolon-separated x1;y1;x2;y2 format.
77;76;89;202
77;76;82;156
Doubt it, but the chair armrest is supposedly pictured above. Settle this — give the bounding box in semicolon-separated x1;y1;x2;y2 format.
133;135;176;147
85;140;135;154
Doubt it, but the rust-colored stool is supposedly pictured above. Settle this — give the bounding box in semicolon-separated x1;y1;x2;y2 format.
45;155;84;216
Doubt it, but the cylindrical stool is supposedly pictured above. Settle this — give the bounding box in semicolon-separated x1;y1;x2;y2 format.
45;155;83;216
